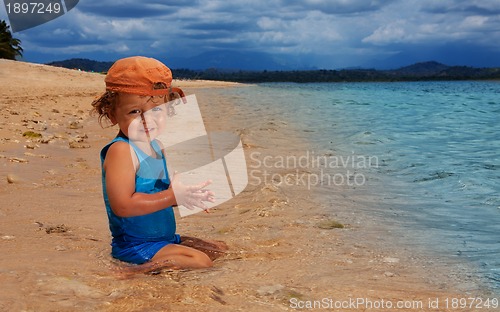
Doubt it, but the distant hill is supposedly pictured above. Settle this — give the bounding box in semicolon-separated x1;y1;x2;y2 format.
47;58;113;73
45;59;500;83
386;61;500;80
388;61;450;77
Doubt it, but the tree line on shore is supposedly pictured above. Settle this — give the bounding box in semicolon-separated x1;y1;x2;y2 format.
173;65;500;83
47;58;500;83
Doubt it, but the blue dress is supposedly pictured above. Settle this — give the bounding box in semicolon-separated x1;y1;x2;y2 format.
100;135;181;264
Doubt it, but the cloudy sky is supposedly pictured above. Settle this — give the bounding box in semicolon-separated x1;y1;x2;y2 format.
1;0;499;69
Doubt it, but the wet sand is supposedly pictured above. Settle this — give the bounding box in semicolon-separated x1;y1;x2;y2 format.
0;59;495;311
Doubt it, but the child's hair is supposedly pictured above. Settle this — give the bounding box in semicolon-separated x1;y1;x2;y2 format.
91;83;177;127
91;90;119;127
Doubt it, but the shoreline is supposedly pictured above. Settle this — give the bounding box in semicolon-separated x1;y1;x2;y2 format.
0;60;495;311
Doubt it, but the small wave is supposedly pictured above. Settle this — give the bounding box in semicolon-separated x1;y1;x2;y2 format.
484;197;500;208
413;171;455;182
486;272;500;288
483;163;500;170
354;141;376;145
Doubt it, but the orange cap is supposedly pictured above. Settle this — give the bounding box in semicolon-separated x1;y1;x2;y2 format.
104;56;174;96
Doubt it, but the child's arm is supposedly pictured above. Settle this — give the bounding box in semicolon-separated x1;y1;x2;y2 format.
103;141;213;217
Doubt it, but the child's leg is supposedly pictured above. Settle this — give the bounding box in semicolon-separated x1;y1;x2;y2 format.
180;236;228;261
151;244;213;269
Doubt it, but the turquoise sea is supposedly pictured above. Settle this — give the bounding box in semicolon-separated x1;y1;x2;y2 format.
217;80;500;292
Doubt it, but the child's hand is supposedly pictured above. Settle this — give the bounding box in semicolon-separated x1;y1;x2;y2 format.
170;172;215;212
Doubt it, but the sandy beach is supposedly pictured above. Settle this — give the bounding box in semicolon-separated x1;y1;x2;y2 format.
0;59;495;311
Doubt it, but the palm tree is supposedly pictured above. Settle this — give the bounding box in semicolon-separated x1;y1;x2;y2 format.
0;20;23;60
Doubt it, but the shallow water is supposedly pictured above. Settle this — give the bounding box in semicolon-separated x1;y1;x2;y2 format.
218;81;500;291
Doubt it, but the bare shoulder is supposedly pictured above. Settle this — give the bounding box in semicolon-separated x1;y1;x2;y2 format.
105;141;131;160
103;141;138;171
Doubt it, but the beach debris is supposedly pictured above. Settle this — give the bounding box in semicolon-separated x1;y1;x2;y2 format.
269;197;288;208
6;173;21;184
8;157;28;163
209;294;227;305
45;224;70;234
242;142;261;149
209;286;226;305
24;152;48;158
211;286;224;296
256;238;281;247
68;120;83;129
69;141;91;149
383;257;400;264
260;126;278;132
55;245;67;251
316;219;345;229
258;209;270;217
35;121;48;131
70;134;88;142
69;134;90;148
2;138;20;144
21;120;47;131
24;142;39;149
257;284;284;296
40;135;56;144
384;271;396;277
22;130;42;139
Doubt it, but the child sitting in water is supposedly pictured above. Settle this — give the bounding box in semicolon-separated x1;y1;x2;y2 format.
91;56;223;270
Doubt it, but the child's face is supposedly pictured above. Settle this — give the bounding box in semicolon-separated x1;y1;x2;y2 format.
111;93;168;142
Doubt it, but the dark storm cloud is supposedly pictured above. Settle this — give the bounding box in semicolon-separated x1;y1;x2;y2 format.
1;0;498;68
421;0;500;15
286;0;397;14
184;20;257;32
76;0;188;18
